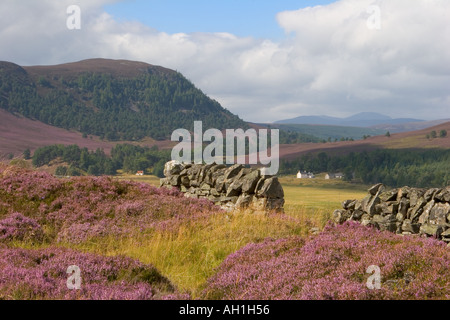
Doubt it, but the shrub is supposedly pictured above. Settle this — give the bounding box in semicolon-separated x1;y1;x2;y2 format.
0;164;221;244
0;213;43;242
0;247;188;300
23;149;31;160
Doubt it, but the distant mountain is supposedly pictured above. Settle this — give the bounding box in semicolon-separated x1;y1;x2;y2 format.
0;59;246;141
275;112;423;128
276;115;342;126
345;112;391;121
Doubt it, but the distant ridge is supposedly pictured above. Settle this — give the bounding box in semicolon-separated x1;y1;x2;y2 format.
23;58;175;79
275;112;424;128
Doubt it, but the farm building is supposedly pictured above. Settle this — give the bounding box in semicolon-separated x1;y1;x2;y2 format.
297;171;315;179
325;172;344;180
136;171;144;176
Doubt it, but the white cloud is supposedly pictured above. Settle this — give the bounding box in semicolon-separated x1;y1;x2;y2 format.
0;0;449;123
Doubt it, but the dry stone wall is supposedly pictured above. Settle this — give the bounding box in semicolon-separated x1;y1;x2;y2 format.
334;183;450;242
160;161;285;212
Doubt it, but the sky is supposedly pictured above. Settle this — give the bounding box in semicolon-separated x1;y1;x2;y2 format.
103;0;337;39
0;0;449;123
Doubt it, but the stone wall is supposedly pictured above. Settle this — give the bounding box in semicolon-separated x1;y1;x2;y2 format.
160;161;285;212
333;183;450;242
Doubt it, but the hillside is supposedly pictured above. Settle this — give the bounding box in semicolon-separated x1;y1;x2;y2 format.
0;59;246;141
266;123;385;140
278;122;450;188
0;109;178;159
0;108;113;157
370;119;450;133
279;121;450;160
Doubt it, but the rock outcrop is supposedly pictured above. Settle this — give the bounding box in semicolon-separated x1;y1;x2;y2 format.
334;183;450;242
160;161;285;212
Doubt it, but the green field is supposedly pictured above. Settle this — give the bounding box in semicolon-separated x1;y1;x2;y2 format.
280;176;368;223
116;173;367;217
115;173;162;186
108;174;368;296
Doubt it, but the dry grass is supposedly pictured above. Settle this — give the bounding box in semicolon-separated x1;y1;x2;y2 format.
71;209;305;297
98;173;368;296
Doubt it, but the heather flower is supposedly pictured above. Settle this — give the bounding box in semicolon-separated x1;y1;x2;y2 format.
0;213;43;242
0;165;63;201
0;247;188;300
203;221;450;300
0;164;222;244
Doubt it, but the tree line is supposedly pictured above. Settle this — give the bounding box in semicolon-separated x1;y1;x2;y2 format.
279;149;450;188
32;144;171;177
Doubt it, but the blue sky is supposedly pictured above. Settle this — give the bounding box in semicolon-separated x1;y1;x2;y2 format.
104;0;337;39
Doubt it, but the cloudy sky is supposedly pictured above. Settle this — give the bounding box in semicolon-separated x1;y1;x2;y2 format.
0;0;449;123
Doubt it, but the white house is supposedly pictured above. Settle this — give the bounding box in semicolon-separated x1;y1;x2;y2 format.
136;171;144;176
297;171;315;179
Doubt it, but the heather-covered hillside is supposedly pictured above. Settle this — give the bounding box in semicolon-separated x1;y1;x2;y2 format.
0;163;218;299
0;164;218;244
1;164;449;300
0;247;187;300
202;222;450;300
